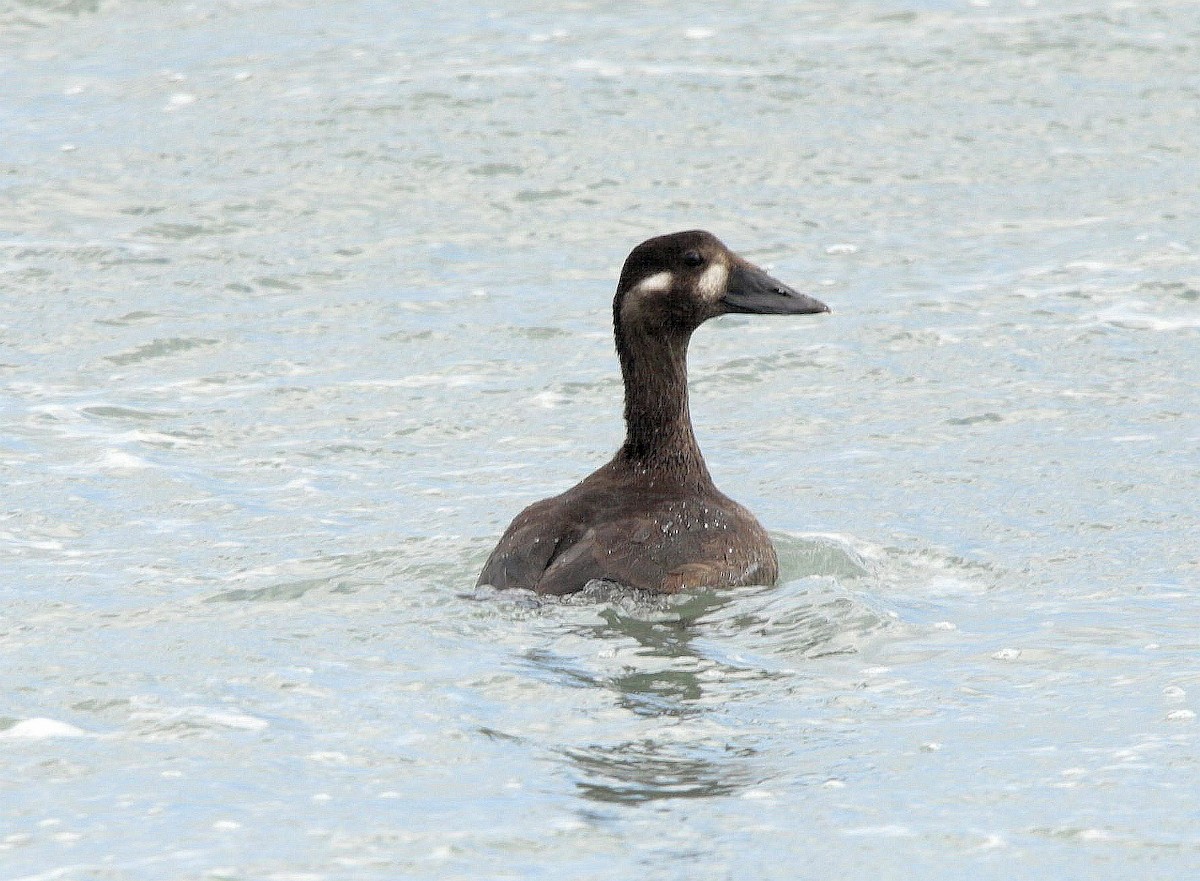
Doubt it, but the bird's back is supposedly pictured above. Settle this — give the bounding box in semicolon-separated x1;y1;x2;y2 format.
477;462;778;595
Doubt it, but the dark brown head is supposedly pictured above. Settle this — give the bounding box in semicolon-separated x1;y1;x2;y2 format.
614;230;829;338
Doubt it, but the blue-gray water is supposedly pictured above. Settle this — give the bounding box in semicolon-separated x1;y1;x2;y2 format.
2;1;1198;878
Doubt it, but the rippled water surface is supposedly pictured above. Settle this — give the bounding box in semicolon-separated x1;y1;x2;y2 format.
3;0;1199;878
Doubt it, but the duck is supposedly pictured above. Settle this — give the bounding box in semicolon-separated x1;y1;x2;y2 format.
477;230;829;595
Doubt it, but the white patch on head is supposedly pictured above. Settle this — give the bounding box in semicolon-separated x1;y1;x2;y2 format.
632;271;674;295
697;261;729;302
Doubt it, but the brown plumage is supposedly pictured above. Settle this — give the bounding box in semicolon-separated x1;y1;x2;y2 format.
478;230;829;595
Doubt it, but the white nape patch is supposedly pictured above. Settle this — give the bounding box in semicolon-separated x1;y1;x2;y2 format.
697;261;729;301
632;271;674;295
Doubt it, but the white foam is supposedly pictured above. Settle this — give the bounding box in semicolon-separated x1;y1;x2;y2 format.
130;706;269;732
202;711;269;730
98;449;153;470
529;29;568;42
114;429;198;446
307;751;350;764
530;390;568;409
572;59;623;77
1096;302;1200;331
825;243;859;255
843;824;915;838
348;373;485;389
0;718;86;739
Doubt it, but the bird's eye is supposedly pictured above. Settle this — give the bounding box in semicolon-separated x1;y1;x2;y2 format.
682;250;704;268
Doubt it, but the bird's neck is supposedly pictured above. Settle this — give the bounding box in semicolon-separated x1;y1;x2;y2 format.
613;320;711;481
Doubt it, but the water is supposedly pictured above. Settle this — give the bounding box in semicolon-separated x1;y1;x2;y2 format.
2;0;1198;877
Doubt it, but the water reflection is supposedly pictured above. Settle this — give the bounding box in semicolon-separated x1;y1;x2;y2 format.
518;590;736;717
507;538;915;804
511;588;765;802
491;536;958;804
564;738;759;804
